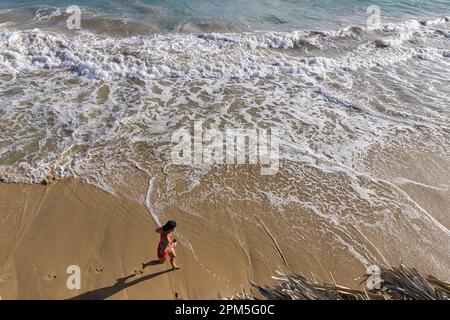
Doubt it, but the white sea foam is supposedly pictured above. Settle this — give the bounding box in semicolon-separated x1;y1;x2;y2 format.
0;16;448;82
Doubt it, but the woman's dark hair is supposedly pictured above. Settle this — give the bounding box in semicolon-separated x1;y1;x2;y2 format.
162;220;177;231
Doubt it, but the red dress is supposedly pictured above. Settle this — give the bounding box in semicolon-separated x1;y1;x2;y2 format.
157;231;173;260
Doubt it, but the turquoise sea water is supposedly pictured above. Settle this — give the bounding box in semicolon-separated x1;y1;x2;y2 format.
1;0;450;31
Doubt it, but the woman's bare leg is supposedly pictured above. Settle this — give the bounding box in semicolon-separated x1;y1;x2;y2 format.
169;249;180;270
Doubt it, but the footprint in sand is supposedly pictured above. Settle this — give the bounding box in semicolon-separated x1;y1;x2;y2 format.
95;268;104;273
0;275;12;282
89;258;104;274
45;274;57;281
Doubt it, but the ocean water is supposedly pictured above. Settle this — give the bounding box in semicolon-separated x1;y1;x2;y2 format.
1;0;450;32
0;1;449;281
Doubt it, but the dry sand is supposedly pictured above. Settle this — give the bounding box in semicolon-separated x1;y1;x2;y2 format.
0;179;246;299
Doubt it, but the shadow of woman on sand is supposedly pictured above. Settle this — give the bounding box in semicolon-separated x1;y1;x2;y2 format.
68;261;173;300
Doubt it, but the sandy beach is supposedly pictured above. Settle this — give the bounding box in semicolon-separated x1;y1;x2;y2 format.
1;173;448;299
0;179;257;299
0;177;373;300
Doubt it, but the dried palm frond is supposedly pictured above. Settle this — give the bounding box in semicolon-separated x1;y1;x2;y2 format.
233;265;450;300
360;265;450;300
